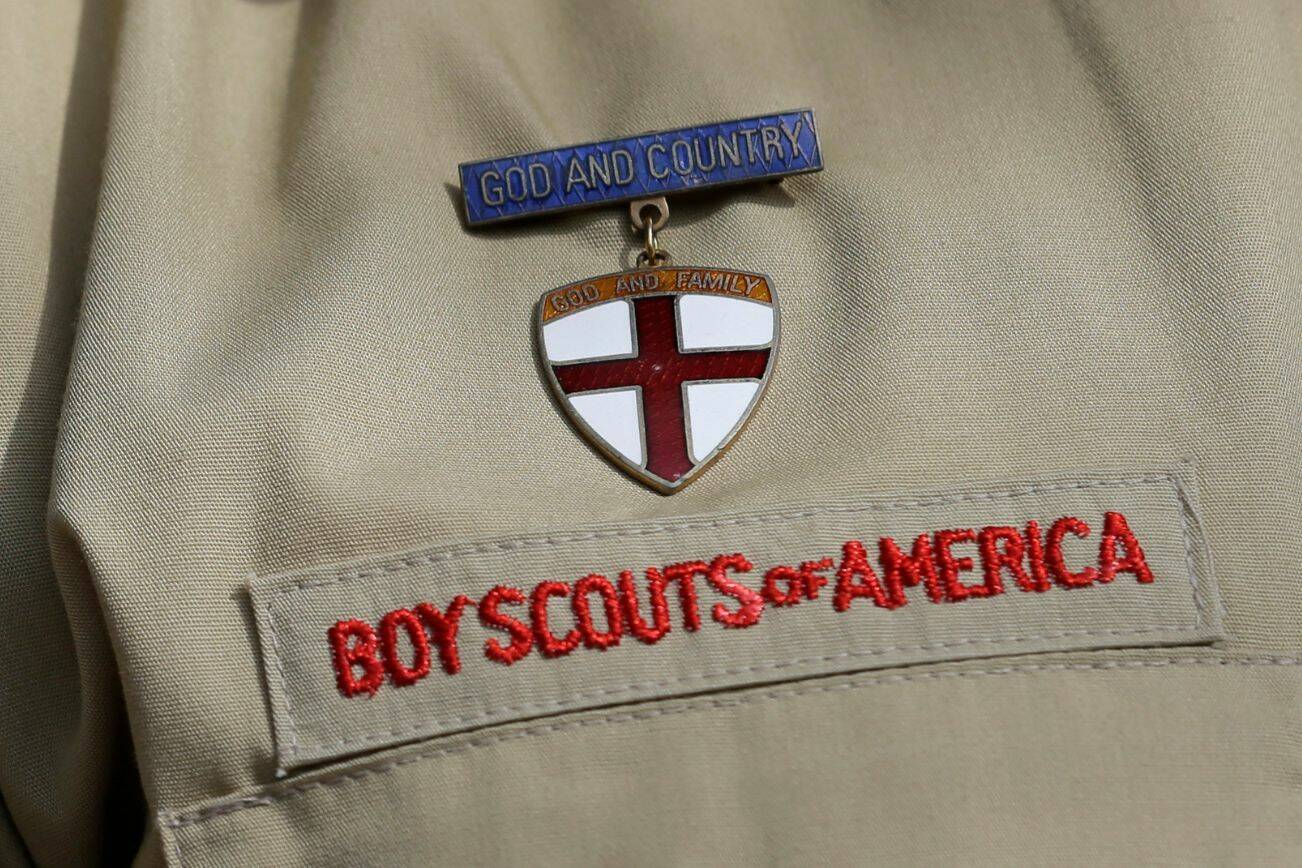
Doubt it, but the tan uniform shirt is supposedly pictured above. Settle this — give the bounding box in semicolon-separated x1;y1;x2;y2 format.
3;2;1300;864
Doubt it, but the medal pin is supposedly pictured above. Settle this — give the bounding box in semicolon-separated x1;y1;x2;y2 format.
459;110;822;493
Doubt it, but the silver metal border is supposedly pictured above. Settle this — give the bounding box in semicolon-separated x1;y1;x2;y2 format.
535;267;780;495
680;377;766;466
673;293;776;354
540;298;639;365
561;384;649;471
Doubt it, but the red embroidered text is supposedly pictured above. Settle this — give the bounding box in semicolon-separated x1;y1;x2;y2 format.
327;511;1155;697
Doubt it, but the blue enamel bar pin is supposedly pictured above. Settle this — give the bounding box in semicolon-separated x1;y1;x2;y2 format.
459;109;822;494
459;109;821;226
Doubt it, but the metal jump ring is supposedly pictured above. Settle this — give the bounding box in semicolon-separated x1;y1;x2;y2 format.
630;196;671;267
636;220;671;266
636;249;672;267
643;217;658;260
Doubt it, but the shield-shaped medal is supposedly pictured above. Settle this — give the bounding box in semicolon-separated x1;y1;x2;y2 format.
537;267;779;494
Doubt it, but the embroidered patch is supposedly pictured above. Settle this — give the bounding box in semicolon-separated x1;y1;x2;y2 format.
250;469;1224;772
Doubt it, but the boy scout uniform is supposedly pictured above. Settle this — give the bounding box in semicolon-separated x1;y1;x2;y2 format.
3;1;1300;865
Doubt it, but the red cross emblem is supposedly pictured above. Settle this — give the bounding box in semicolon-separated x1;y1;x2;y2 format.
538;267;779;493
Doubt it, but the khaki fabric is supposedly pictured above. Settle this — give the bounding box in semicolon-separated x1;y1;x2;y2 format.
0;3;139;865
160;660;1302;866
1;0;1300;865
254;468;1223;772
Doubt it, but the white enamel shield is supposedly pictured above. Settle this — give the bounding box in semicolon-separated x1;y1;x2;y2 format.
537;267;779;494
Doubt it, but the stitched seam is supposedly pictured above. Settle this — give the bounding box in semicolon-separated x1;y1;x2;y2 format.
158;817;185;868
1171;475;1205;628
262;473;1208;758
261;599;302;761
293;623;1204;755
262;474;1177;596
162;655;1302;842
